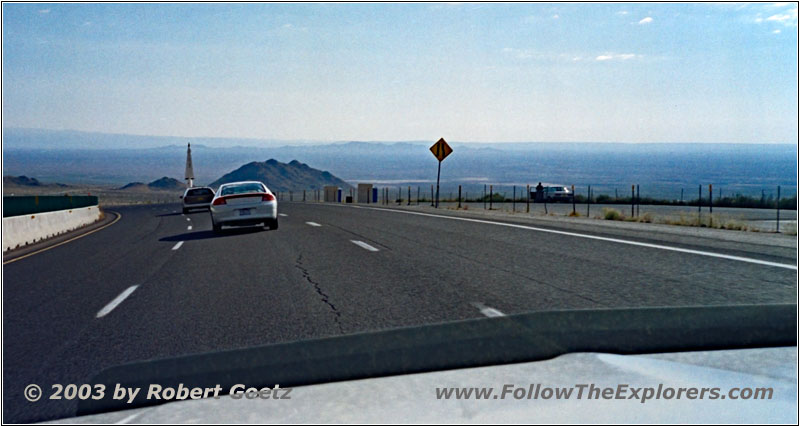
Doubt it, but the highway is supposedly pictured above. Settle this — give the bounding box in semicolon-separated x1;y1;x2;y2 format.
3;202;797;423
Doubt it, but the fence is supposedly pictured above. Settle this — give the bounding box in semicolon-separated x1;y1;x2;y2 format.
278;184;796;233
3;195;99;218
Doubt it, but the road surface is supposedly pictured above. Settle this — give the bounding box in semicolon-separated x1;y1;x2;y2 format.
3;202;796;423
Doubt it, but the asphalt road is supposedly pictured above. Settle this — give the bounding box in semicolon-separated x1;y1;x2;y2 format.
3;202;797;423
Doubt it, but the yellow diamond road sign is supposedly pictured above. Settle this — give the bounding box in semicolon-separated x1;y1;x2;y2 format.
430;138;453;162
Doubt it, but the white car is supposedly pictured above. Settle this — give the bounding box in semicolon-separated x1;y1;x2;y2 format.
180;187;215;214
209;181;278;232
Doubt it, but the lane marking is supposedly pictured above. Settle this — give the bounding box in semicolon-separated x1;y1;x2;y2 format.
351;240;379;252
115;412;142;424
472;302;506;318
306;222;321;227
279;213;288;217
97;285;139;318
341;205;797;271
187;225;192;230
186;218;191;221
3;211;122;265
172;241;184;250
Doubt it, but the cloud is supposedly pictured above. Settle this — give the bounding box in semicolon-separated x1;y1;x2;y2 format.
765;7;798;24
616;10;629;16
552;14;559;19
595;53;638;61
38;9;50;14
638;17;653;24
773;29;782;33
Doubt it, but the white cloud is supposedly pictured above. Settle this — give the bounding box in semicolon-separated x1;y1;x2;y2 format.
616;10;629;16
767;2;790;7
596;53;639;61
765;7;798;24
38;9;50;14
552;14;559;19
638;17;653;24
773;29;782;33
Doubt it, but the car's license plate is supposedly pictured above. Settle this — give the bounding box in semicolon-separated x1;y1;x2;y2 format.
239;209;251;216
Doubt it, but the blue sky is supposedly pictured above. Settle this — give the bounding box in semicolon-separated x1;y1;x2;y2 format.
2;3;797;143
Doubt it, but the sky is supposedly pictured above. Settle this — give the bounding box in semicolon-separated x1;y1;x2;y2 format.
2;2;798;143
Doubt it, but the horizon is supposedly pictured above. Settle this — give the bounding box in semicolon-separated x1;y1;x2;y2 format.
3;126;799;149
2;3;798;144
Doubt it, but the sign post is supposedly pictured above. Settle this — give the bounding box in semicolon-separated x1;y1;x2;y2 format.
429;138;453;208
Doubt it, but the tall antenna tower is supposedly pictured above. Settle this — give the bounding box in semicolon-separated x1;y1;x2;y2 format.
185;143;194;187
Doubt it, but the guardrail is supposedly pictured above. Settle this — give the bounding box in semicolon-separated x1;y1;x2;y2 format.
3;195;99;217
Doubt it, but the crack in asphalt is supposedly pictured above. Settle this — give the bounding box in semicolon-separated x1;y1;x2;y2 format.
295;254;344;333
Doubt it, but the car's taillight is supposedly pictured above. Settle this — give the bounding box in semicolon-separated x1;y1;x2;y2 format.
262;193;275;202
212;198;226;206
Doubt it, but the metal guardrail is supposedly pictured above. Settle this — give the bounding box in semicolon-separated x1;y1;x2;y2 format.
3;196;99;217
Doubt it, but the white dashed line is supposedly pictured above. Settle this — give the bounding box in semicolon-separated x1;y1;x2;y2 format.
172;241;184;250
351;240;379;252
306;222;321;227
472;302;506;318
279;213;288;217
187;225;192;230
97;286;139;318
186;218;191;221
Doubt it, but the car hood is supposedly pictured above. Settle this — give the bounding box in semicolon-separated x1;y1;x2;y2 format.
49;347;797;424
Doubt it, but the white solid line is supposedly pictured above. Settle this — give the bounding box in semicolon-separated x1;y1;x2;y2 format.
306;222;321;227
172;241;184;250
351;240;379;252
279;213;288;217
97;286;139;318
115;412;142;424
347;206;797;270
472;302;506;318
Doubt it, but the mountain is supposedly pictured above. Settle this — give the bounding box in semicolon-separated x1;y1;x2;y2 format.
209;159;352;192
3;175;68;187
119;177;186;191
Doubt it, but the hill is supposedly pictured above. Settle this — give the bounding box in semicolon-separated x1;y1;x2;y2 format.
209;159;352;192
3;175;68;188
119;177;186;191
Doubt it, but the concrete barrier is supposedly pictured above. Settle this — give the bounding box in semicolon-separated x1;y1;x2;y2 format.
2;205;102;252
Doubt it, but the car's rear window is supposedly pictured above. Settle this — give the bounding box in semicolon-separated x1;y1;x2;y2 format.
187;188;213;196
220;183;265;196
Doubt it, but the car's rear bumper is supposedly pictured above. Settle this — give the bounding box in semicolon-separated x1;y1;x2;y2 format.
210;202;277;226
183;202;211;210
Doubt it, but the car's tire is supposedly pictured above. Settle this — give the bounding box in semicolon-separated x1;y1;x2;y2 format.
267;218;279;230
182;208;189;214
212;221;222;233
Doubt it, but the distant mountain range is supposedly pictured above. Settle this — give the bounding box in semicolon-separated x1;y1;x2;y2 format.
3;175;68;188
119;177;186;191
209;159;352;192
2;128;797;199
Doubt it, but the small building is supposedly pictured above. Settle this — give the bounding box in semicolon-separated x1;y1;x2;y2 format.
357;183;373;204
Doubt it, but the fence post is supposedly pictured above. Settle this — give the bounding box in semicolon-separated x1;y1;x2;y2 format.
512;186;516;212
417;186;420;205
636;184;640;217
303;190;306;202
407;186;411;206
458;185;462;208
777;185;781;233
708;184;713;214
587;185;591;217
526;184;530;213
489;185;493;210
483;185;487;210
698;184;702;223
571;185;576;215
632;185;635;217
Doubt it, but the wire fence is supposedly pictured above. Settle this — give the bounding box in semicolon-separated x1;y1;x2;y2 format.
277;183;797;233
